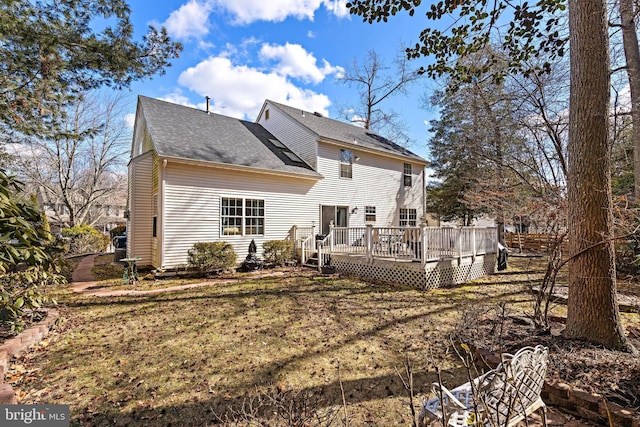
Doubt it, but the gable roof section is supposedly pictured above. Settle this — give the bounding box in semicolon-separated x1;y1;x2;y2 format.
266;100;427;164
137;96;321;179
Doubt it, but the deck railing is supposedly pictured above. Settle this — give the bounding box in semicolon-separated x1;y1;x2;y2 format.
328;225;497;265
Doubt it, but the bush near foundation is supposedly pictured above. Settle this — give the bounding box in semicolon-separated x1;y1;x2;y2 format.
188;242;237;274
262;240;295;267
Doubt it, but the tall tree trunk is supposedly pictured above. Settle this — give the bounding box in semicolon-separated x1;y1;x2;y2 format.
620;0;640;200
565;0;632;351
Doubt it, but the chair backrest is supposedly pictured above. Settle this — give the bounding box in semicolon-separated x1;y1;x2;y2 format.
478;345;549;426
504;345;549;408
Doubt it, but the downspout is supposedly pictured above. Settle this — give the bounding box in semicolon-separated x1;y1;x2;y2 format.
160;158;167;269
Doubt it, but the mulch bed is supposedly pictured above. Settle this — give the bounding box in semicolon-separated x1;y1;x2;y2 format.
459;313;640;418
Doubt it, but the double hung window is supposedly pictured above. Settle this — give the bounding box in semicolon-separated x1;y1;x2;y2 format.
222;197;264;236
403;163;412;187
400;208;417;227
365;206;376;222
340;149;353;179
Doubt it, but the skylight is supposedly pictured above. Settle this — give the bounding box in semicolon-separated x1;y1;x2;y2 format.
283;151;304;163
269;138;287;149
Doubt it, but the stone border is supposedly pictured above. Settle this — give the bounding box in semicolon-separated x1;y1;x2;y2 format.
0;309;59;404
543;380;640;427
474;346;639;427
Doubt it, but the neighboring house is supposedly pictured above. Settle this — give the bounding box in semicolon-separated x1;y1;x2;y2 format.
33;185;126;234
128;96;428;269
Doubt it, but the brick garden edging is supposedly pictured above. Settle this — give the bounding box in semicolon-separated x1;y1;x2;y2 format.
474;346;639;427
0;309;59;404
543;380;640;427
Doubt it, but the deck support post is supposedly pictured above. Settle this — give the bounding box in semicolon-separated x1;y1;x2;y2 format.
420;216;428;267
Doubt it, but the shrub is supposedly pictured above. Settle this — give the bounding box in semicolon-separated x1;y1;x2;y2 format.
188;242;237;274
62;224;109;255
262;240;295;266
0;172;63;331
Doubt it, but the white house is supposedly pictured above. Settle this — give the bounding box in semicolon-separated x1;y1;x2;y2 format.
127;96;428;269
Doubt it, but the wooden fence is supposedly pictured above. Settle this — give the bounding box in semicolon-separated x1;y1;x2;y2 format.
505;232;568;253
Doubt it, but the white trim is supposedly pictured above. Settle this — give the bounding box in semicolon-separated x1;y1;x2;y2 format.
159;155;322;181
320;137;429;166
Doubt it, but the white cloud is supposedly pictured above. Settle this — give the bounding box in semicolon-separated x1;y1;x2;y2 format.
213;0;349;24
322;0;349;17
164;0;213;40
307;30;316;38
159;92;199;109
124;113;136;129
339;108;366;127
259;43;341;84
177;56;331;119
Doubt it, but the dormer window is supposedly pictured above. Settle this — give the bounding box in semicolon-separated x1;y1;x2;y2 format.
403;163;412;187
340;149;353;179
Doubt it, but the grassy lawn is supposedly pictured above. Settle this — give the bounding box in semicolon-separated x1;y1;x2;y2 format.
7;257;639;426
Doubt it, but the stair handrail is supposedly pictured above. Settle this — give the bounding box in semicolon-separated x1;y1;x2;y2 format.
300;233;314;265
316;232;333;270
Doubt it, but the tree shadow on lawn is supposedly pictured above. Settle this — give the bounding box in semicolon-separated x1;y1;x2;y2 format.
72;367;467;426
59;282;531;338
37;276;539;425
62;275;532;311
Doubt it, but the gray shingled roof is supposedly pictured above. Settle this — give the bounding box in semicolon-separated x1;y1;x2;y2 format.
267;100;427;163
138;96;321;178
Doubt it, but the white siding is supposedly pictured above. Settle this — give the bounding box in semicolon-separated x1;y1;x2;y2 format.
128;152;154;265
159;144;424;268
310;142;425;228
258;101;318;169
151;153;160;266
161;162;319;268
130;109;153;158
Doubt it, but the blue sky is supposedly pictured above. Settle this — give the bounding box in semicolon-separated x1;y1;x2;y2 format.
124;0;440;158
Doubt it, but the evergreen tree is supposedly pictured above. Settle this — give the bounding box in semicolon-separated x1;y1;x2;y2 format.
0;0;182;137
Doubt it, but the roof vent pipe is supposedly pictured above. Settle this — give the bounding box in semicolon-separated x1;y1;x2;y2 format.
205;96;211;114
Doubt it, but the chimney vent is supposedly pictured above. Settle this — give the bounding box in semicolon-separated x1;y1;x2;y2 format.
205;96;211;114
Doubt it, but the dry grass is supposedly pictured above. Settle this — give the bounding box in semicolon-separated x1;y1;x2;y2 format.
7;257;639;426
91;254;204;291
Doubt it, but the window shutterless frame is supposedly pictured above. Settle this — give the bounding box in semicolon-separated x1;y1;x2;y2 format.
403;163;412;187
365;206;376;222
220;197;265;236
400;208;417;227
340;149;353;179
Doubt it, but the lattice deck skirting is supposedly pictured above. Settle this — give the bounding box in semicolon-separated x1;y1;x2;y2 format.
330;254;496;290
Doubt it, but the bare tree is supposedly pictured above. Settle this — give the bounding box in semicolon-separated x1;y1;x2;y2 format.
338;49;423;145
617;0;640;200
12;90;130;228
348;0;634;351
